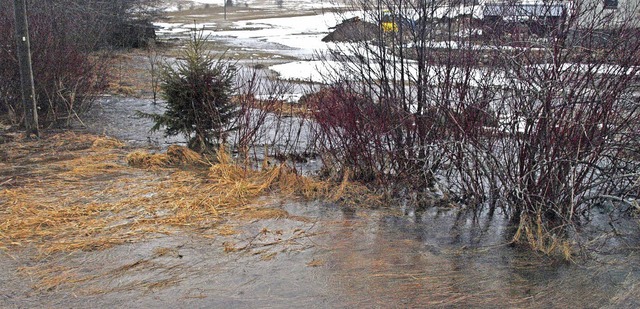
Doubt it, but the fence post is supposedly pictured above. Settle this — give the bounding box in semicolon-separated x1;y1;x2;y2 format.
13;0;39;137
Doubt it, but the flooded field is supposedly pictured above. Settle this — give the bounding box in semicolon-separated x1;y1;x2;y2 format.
2;1;639;308
2;200;639;308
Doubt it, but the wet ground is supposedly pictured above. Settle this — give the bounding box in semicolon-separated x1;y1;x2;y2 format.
7;99;640;306
3;200;639;308
3;2;639;308
83;96;183;148
55;100;640;303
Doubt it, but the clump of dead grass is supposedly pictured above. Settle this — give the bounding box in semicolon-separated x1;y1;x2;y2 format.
0;134;382;291
127;145;205;168
205;146;379;209
91;137;125;149
513;213;574;261
166;145;205;165
127;151;170;168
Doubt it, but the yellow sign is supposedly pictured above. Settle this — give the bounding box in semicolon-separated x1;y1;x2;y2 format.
381;21;398;32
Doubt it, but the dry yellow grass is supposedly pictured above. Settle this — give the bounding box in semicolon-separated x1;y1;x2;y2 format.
0;132;381;291
234;95;314;118
91;137;125;149
0;133;379;258
166;145;204;165
126;150;171;168
512;212;573;261
126;145;205;168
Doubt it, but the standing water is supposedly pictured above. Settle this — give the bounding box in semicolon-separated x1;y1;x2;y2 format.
54;3;640;306
2;200;637;307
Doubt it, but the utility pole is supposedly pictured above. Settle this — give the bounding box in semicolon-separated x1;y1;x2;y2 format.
13;0;39;138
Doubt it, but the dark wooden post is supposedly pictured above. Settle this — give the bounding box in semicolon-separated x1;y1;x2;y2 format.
13;0;39;137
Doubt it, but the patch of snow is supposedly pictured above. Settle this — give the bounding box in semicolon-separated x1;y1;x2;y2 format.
270;60;510;88
156;11;361;57
255;93;304;103
187;0;350;10
205;13;356;58
269;61;331;83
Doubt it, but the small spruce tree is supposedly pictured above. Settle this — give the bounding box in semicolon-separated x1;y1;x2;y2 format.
143;31;238;153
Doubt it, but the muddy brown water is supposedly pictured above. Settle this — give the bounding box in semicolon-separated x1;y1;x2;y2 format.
5;4;638;307
2;201;639;308
59;96;640;308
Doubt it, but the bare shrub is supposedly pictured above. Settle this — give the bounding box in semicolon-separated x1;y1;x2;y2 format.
0;0;109;127
0;0;161;128
231;67;316;170
309;84;412;184
316;0;640;252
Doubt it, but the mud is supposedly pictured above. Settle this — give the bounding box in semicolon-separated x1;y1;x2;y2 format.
322;18;379;43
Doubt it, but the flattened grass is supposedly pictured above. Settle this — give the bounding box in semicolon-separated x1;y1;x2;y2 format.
1;132;379;259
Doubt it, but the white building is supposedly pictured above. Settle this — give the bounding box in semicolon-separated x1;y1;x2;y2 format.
481;0;640;28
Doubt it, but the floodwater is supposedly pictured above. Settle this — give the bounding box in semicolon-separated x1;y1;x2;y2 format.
7;95;640;307
72;40;640;309
2;201;639;308
83;96;183;148
83;96;318;171
39;6;639;308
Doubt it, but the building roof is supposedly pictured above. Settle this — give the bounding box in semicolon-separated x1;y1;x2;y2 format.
483;2;566;18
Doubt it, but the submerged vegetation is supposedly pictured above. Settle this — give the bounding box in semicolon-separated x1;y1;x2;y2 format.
1;1;640;306
310;0;640;255
0;0;638;277
0;132;377;276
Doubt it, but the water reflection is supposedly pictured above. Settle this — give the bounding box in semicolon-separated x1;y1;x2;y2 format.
7;201;635;308
302;203;640;307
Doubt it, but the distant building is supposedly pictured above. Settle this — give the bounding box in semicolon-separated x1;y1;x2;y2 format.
482;1;567;36
483;2;566;22
571;0;640;28
482;0;640;29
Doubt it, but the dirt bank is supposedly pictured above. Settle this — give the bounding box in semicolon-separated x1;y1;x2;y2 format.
322;17;379;43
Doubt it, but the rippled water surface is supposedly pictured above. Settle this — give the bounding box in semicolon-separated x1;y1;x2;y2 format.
3;201;638;308
50;9;640;305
